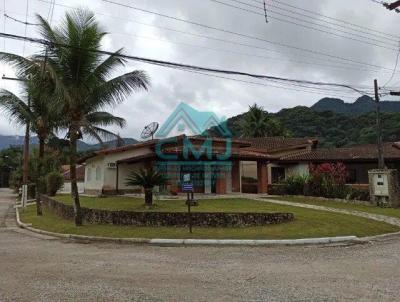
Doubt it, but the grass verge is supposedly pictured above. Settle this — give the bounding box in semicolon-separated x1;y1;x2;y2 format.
267;196;400;219
19;200;399;239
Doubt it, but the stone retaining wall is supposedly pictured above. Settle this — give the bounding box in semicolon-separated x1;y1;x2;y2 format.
40;195;294;227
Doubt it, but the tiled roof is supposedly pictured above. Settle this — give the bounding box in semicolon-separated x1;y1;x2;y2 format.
162;146;274;160
242;137;318;152
280;142;400;162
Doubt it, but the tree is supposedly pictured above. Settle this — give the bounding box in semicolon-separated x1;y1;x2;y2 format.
125;168;167;206
0;54;59;215
240;103;287;138
38;10;150;225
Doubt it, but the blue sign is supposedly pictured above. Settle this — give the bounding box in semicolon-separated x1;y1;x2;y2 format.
182;183;194;192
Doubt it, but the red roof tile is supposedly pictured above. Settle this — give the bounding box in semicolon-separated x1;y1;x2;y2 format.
280;142;400;162
242;137;317;152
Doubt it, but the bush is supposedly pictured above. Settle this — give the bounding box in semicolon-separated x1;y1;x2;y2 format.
46;171;64;196
348;188;370;201
268;184;285;195
282;175;308;195
304;163;350;199
9;170;22;193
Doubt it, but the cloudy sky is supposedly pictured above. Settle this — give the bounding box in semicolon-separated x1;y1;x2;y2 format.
0;0;399;140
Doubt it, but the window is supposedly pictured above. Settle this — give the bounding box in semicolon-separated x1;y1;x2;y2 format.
271;167;285;184
96;166;102;181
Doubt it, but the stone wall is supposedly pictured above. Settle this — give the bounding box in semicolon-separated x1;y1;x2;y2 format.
40;195;294;227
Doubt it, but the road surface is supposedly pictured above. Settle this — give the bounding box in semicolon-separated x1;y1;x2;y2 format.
1;188;400;301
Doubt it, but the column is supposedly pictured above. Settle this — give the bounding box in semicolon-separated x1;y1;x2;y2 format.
257;161;268;194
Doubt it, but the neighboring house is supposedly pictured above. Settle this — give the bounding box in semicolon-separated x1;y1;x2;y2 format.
277;142;400;186
79;135;318;195
60;165;85;194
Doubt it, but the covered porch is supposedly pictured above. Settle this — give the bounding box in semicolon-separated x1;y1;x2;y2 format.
115;148;272;195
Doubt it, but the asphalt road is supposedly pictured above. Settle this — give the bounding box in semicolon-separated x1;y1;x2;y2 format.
1;188;400;302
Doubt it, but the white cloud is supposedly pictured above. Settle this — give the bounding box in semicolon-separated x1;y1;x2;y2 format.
0;0;399;139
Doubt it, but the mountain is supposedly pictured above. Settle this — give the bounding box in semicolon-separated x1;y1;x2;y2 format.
311;95;400;116
0;135;138;151
211;95;400;148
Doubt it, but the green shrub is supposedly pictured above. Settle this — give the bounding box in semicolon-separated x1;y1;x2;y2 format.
348;188;370;201
46;171;64;196
282;175;308;195
9;170;22;193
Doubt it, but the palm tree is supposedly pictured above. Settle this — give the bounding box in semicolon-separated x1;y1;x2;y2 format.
240;103;288;138
125;168;167;206
37;10;150;225
0;54;59;215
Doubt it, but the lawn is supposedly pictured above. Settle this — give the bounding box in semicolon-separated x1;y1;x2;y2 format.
19;196;400;239
266;196;400;219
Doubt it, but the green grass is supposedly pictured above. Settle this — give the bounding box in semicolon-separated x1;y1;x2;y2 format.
266;196;400;219
19;199;399;239
54;195;306;213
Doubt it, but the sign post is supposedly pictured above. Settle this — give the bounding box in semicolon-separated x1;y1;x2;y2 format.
182;174;194;233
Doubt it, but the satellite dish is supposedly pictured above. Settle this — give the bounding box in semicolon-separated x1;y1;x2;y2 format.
141;122;159;140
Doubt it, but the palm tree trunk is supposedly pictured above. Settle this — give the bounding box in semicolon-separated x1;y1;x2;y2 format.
69;134;83;226
35;137;44;216
144;188;153;206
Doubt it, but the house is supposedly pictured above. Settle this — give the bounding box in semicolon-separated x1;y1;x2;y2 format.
276;142;400;187
60;165;85;194
80;135;317;195
79;133;400;195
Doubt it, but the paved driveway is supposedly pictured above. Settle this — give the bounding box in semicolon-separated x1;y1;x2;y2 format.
1;188;400;301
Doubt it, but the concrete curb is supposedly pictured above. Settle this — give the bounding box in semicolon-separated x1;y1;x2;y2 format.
15;206;365;246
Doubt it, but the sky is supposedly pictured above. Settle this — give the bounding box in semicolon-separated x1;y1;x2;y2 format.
0;0;399;141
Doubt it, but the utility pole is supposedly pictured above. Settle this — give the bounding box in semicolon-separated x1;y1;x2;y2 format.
374;79;385;169
2;75;29;205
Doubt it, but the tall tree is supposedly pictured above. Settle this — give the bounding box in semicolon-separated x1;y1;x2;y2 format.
0;54;59;215
37;10;150;225
240;103;287;138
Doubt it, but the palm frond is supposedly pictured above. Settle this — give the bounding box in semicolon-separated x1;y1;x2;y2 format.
85;111;126;128
81;125;120;143
0;89;32;125
89;70;150;109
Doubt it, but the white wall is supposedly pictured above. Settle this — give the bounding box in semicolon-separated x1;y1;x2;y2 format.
85;156;105;191
60;181;85;194
241;161;257;179
118;162;145;190
84;145;154;192
286;163;310;178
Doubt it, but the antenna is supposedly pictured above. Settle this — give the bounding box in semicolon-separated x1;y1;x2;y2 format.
140;122;159;140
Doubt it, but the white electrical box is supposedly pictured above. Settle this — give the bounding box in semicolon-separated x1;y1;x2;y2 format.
372;173;389;196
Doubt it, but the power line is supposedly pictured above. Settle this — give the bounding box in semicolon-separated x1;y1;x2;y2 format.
229;0;400;45
2;0;5;53
4;13;39;26
209;0;399;51
100;0;398;72
0;31;372;96
36;0;392;71
111;32;399;75
22;0;29;56
179;68;360;99
33;0;399;74
247;0;400;44
248;0;399;40
383;41;400;87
